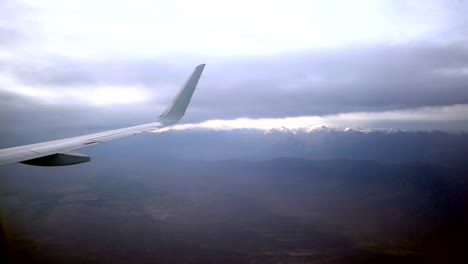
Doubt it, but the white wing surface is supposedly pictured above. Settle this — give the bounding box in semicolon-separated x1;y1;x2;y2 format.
0;64;205;166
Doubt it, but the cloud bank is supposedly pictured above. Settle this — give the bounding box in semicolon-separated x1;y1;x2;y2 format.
158;104;468;132
1;0;467;138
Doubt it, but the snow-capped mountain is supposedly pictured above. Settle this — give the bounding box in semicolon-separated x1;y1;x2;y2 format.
129;127;468;165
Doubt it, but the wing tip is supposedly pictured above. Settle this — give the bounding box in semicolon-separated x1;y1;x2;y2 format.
157;63;205;126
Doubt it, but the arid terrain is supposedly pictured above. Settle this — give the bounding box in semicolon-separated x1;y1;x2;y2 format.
2;158;468;263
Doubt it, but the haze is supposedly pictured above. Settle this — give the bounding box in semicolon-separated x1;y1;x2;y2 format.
1;0;468;263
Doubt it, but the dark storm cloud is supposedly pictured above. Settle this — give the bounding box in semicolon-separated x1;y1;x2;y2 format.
4;43;468;122
201;43;468;119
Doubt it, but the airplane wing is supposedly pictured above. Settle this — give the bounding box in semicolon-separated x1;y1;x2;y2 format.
0;64;205;167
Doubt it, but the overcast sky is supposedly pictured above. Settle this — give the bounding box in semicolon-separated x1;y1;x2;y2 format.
1;0;468;142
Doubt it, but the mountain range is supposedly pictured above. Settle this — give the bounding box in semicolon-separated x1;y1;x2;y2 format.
143;127;468;165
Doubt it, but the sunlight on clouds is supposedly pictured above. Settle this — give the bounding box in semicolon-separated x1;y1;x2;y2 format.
156;104;468;132
65;86;150;106
0;49;16;60
0;74;151;106
158;116;326;132
328;105;468;123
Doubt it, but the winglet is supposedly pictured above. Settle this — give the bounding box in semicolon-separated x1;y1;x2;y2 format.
158;64;205;126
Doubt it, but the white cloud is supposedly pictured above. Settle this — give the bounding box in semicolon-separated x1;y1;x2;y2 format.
15;0;467;59
433;67;468;76
0;74;152;106
157;104;468;132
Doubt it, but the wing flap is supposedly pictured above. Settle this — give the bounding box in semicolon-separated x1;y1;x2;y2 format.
90;131;142;143
31;140;97;154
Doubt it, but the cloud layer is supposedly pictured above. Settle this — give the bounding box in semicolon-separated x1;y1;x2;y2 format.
1;0;468;141
159;104;468;132
3;44;468;119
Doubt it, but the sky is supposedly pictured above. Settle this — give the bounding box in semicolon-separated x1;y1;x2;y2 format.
1;0;468;142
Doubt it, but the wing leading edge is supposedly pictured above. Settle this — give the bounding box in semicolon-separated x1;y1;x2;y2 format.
0;64;205;167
